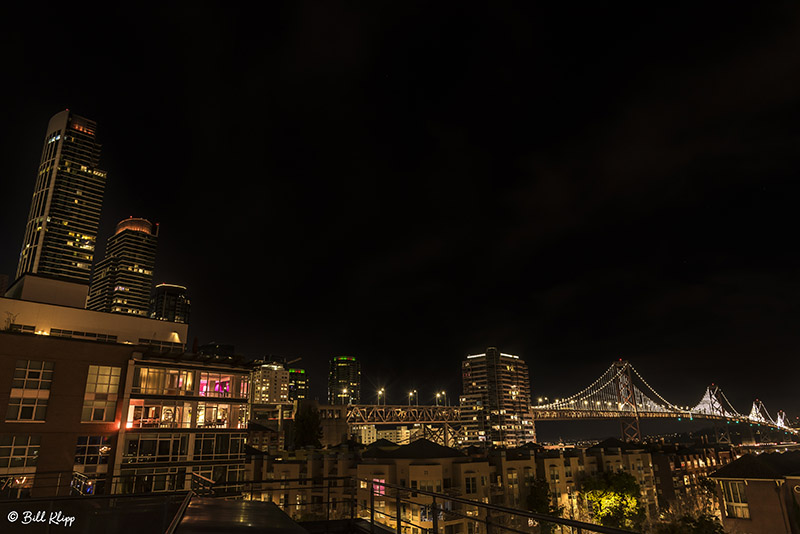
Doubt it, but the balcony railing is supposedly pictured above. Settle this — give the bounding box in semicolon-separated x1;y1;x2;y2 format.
212;477;639;534
1;473;640;534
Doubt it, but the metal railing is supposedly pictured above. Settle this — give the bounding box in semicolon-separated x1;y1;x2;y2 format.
214;476;639;534
2;472;640;534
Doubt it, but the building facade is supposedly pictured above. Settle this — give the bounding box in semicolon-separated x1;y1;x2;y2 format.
710;451;800;534
460;347;536;448
649;443;732;511
288;368;308;402
149;283;190;324
16;110;107;284
327;356;361;405
0;330;250;498
116;351;250;494
251;362;290;404
87;217;159;316
0;331;130;498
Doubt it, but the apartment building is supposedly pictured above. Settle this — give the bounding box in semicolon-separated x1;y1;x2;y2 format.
0;330;250;498
357;439;493;534
709;451;800;534
244;444;360;519
115;350;251;493
649;443;733;510
584;439;658;519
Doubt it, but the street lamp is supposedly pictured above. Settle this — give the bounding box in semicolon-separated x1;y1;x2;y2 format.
342;388;349;405
414;389;418;406
435;392;441;406
440;391;448;407
378;388;384;406
408;391;413;406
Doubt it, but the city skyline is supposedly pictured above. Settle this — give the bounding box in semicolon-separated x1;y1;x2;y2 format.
2;4;800;431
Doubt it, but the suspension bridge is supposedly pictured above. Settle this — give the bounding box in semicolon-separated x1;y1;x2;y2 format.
529;360;794;441
337;360;795;443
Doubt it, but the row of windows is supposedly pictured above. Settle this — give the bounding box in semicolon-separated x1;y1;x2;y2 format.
5;362;250;426
50;329;118;343
1;434;113;469
0;435;40;468
6;398;48;422
131;367;247;398
122;433;246;464
113;464;245;495
126;400;247;430
194;433;246;461
123;433;189;464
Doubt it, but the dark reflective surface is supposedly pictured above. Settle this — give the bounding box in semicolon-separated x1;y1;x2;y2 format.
0;493;184;533
176;498;309;534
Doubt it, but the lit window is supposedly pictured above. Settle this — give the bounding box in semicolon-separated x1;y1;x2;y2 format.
82;366;121;422
722;480;749;519
7;361;52;421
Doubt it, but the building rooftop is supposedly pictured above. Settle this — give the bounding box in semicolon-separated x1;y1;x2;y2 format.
710;451;800;480
363;439;464;460
136;350;252;370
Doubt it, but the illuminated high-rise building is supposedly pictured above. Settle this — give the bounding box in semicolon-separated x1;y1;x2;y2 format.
251;361;290;404
288;368;308;401
460;347;536;448
16;110;107;284
150;283;190;324
86;218;158;316
327;356;361;405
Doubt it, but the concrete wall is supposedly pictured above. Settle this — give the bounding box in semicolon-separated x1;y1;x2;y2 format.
0;296;187;345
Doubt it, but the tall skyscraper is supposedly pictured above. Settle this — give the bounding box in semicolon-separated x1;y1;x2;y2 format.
288;368;309;401
327;356;361;405
150;283;190;324
460;347;536;448
16;110;107;284
86;217;158;316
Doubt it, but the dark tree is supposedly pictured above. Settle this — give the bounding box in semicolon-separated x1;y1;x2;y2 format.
650;514;725;534
525;478;564;534
293;403;323;449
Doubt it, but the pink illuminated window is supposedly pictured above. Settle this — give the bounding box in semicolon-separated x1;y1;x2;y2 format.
199;373;232;397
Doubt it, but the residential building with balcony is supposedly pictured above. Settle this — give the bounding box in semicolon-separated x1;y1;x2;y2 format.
117;351;251;493
0;330;249;499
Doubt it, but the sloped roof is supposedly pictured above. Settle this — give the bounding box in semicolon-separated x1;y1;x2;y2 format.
371;438;399;448
710;451;800;480
363;438;465;459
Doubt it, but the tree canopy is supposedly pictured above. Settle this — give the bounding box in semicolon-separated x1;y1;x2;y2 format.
578;470;645;530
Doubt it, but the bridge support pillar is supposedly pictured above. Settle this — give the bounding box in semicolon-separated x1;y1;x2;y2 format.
713;420;731;444
614;361;642;442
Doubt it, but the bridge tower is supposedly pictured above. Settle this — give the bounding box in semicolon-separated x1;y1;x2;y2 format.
709;385;732;444
614;360;641;442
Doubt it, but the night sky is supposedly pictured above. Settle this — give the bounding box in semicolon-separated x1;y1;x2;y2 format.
2;4;799;437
